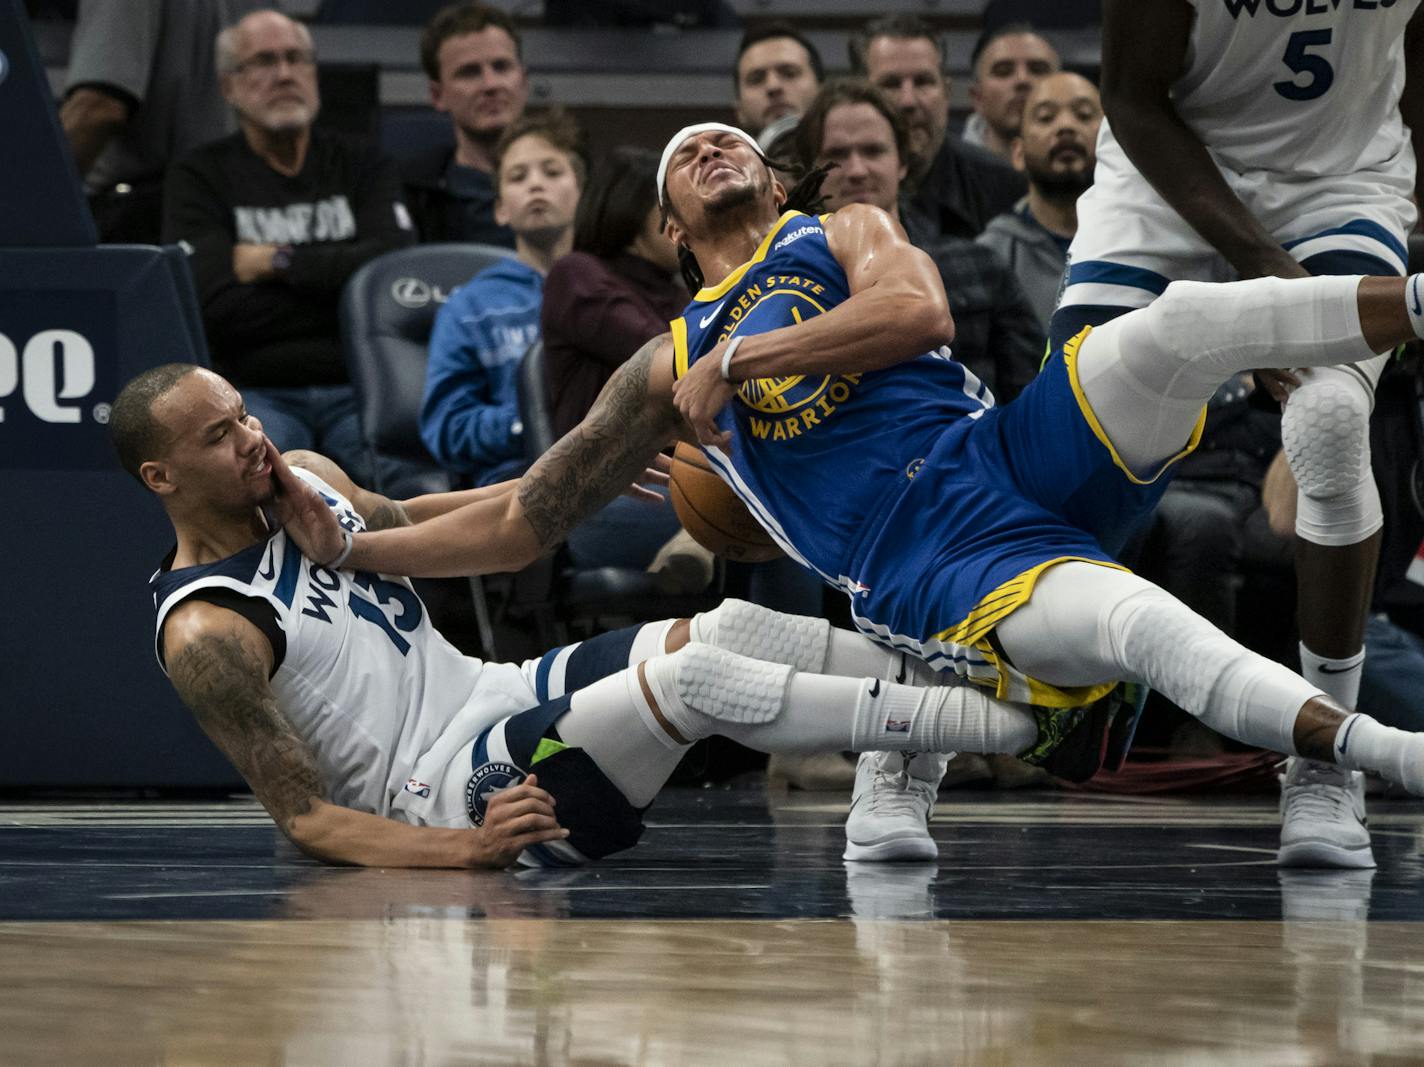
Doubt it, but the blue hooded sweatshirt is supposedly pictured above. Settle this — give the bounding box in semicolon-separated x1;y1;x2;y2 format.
420;255;540;485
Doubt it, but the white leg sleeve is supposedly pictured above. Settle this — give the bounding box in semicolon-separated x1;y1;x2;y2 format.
642;643;1036;756
1077;275;1375;474
996;563;1321;754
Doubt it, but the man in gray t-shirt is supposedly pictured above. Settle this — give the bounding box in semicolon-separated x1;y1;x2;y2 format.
60;0;261;241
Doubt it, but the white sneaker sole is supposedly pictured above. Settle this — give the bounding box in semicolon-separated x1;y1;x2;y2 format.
843;833;939;863
1277;838;1376;870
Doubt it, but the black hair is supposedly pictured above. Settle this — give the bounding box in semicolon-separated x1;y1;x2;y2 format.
793;78;911;173
110;363;201;486
848;14;943;74
736;21;825;86
969;21;1047;76
573;146;659;258
420;1;522;80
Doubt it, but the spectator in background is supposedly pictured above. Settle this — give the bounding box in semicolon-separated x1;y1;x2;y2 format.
850;14;1024;241
163;8;414;485
797;80;1042;402
733;22;824;143
540;146;691;570
421;112;584;487
61;0;263;243
404;2;529;244
962;23;1061;161
978;71;1102;334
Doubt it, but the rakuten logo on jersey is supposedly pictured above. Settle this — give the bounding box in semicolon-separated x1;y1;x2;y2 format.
772;225;817;252
0;329;105;424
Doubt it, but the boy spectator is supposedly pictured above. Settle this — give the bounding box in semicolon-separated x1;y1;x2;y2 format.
420;112;584;486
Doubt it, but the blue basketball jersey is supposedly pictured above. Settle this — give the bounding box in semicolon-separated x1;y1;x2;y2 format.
671;211;993;592
671;212;1184;707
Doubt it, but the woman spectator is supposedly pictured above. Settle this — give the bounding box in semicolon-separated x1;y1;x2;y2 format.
540;146;691;570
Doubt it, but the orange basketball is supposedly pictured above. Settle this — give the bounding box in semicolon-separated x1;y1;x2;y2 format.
669;442;783;563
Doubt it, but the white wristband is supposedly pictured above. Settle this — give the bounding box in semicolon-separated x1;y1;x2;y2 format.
327;528;354;570
720;335;746;381
1407;274;1424;340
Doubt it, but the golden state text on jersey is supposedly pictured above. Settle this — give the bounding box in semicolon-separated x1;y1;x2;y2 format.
671;211;994;590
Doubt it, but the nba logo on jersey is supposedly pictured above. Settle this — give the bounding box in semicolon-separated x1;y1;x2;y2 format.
464;761;525;826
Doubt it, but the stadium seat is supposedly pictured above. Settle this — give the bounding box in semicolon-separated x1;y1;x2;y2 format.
515;340;722;648
340;242;516;656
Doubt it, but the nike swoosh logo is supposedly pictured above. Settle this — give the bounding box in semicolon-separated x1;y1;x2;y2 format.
699;300;727;329
895;654;908;685
1318;663;1358;674
869;679;881;698
258;544;277;581
1412;276;1422;317
1337;715;1360;755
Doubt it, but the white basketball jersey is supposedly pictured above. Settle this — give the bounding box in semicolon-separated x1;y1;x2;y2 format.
1166;0;1419;176
151;470;534;826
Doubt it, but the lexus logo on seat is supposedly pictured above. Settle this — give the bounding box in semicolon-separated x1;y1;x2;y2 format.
390;277;450;309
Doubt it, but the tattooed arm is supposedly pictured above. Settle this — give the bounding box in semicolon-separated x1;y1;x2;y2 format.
283;449;520;531
316;335;681;578
162;600;569;868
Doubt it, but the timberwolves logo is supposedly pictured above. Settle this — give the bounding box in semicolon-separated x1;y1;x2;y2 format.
464;761;525;826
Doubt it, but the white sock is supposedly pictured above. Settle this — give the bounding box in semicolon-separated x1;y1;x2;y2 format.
825;630;943;686
1333;712;1424;794
1299;643;1365;711
845;678;1037;755
1406;274;1424;339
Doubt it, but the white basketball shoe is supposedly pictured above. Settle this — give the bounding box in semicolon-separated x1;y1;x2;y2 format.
843;750;946;862
1278;757;1376;869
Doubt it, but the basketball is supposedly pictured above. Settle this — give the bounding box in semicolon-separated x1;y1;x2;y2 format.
669;442;783;563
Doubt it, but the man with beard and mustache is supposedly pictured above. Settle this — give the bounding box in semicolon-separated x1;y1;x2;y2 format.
162;8;414;486
979;72;1102;335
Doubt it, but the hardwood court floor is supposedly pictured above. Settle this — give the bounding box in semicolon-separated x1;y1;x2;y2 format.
2;788;1423;1065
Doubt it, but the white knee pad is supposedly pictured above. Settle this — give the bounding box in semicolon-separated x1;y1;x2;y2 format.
1281;366;1383;546
643;642;792;742
1110;584;1315;754
689;598;829;673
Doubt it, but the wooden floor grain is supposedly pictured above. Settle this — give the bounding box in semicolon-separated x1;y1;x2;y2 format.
2;917;1420;1066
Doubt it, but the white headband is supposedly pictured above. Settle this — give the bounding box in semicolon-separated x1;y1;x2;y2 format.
656;122;767;208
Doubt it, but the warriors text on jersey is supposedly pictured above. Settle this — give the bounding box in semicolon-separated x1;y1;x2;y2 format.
671;212;1193;706
150;468;535;825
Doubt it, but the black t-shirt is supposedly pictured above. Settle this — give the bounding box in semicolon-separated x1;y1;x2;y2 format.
163;129;415;387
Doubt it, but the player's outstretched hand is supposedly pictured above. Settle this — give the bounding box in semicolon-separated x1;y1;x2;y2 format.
264;439;346;565
623;451;672;504
476;773;569;868
672;345;735;450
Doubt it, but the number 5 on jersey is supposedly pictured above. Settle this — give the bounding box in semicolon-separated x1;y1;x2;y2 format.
1275;29;1333;101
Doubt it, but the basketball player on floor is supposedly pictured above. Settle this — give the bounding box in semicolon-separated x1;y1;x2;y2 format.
275;124;1424;865
1049;0;1424;868
120;363;1091;868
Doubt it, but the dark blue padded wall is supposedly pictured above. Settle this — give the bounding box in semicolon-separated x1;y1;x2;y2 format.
0;1;241;787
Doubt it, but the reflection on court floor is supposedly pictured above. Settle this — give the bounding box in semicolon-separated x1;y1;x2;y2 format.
2;788;1422;1065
